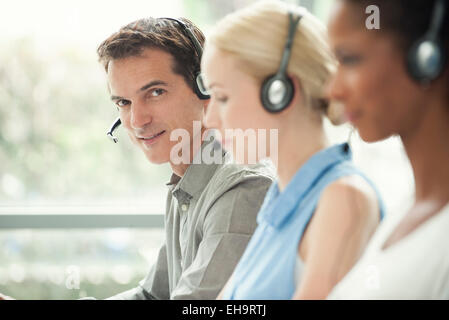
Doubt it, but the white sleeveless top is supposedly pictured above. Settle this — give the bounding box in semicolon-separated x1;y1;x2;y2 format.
328;203;449;299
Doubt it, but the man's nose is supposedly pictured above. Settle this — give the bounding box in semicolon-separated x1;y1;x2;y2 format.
130;101;152;130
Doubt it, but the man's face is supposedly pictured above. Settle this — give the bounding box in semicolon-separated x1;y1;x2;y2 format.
107;48;205;165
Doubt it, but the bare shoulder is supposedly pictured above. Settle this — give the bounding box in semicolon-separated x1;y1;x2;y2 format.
313;175;381;232
323;175;379;212
297;176;383;292
300;175;381;263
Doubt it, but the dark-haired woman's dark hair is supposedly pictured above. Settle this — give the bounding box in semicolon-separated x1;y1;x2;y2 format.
346;0;449;68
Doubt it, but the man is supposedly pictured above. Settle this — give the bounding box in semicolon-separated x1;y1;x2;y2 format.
0;16;273;302
93;17;273;299
0;17;272;301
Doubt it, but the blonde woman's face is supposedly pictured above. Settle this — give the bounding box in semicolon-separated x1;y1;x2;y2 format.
202;45;276;164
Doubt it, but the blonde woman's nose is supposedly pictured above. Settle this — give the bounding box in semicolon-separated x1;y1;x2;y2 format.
202;99;222;130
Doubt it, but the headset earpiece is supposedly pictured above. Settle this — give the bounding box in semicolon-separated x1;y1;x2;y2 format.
261;75;294;113
195;72;210;100
406;0;447;84
261;12;302;113
407;39;445;84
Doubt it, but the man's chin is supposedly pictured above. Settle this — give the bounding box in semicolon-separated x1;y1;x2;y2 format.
143;152;169;164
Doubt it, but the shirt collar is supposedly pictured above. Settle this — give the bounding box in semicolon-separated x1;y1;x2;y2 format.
258;143;352;228
167;136;227;205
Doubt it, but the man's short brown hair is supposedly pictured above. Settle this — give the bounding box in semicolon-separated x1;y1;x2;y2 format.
97;17;205;92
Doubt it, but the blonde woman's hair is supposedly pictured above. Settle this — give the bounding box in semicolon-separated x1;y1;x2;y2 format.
206;0;343;124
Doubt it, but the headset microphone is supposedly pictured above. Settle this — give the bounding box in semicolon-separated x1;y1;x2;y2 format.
107;117;121;143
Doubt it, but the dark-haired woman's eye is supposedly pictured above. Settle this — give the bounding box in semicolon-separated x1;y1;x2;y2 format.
340;55;362;65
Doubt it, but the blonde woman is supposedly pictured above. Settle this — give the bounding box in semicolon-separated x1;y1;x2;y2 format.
201;0;385;299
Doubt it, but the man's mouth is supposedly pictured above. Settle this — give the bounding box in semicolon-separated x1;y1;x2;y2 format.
137;130;166;145
139;131;166;140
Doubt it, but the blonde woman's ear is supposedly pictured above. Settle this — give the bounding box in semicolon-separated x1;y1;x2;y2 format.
288;74;305;109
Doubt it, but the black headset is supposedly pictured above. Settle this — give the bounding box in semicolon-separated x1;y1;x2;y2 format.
407;0;447;84
162;17;210;100
107;17;209;143
260;12;302;113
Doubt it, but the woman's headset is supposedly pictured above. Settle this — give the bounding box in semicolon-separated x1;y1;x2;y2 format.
407;0;447;84
260;12;302;113
107;17;210;143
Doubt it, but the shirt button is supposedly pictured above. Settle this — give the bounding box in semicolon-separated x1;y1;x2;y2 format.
181;204;188;212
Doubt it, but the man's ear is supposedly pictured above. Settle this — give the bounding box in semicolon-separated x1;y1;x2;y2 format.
202;99;211;117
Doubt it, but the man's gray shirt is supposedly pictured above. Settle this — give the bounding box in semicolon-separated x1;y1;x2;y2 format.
107;141;274;299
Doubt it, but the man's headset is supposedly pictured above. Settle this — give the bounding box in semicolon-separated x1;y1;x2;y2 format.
407;0;447;84
261;12;302;113
106;17;210;143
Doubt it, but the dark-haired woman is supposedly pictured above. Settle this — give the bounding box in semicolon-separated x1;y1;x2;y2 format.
327;0;449;299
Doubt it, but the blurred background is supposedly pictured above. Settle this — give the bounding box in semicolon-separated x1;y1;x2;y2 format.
0;0;413;299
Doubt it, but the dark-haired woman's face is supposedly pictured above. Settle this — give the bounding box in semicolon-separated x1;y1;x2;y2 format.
327;1;428;142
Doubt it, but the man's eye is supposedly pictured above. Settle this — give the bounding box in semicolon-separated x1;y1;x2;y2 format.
150;88;166;97
116;99;130;107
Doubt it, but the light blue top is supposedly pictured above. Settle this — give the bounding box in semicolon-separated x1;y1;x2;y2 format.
222;143;385;300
